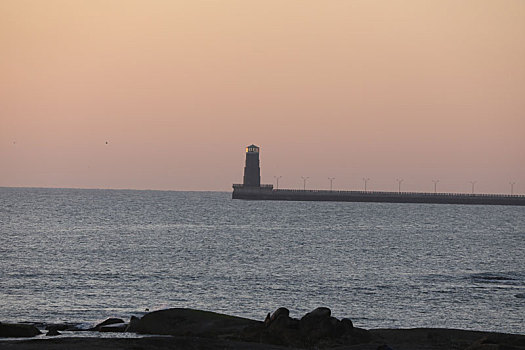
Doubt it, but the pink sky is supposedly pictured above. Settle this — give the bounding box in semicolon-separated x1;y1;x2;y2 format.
1;1;524;193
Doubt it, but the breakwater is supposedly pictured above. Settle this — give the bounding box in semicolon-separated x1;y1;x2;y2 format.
232;185;525;206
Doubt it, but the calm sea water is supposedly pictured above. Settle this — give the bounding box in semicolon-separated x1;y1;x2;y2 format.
1;187;524;334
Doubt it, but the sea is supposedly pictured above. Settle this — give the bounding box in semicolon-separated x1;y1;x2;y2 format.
1;187;524;334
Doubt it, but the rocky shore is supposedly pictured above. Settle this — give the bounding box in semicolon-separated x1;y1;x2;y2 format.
1;307;524;350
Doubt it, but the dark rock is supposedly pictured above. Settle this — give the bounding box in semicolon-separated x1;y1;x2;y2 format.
135;308;261;338
258;307;367;348
99;323;128;332
260;307;361;348
0;323;42;338
46;328;61;336
299;307;337;344
264;312;271;326
303;307;331;319
341;318;354;332
125;316;141;333
89;318;125;331
465;333;525;350
302;316;340;344
265;307;290;327
273;308;290;318
347;327;374;345
265;314;302;347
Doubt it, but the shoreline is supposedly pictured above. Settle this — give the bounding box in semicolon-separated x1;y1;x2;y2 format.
2;308;524;350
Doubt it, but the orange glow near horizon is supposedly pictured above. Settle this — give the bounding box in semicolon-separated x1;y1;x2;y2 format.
1;1;524;193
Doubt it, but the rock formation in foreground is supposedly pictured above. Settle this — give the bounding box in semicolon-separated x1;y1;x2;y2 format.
132;307;371;348
0;323;41;338
2;307;525;349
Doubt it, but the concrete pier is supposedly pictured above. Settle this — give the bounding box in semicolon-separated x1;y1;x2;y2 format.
232;145;525;206
232;185;525;206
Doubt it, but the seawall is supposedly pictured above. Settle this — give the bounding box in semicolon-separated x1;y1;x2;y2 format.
232;186;525;206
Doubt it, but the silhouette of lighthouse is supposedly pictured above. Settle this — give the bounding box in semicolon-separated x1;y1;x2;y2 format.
243;144;261;187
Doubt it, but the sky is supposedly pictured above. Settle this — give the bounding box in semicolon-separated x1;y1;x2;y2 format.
1;0;524;193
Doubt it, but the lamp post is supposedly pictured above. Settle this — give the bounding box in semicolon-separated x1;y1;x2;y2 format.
273;176;282;189
328;177;335;191
432;179;439;194
396;178;403;193
362;177;370;192
301;176;309;190
469;181;477;194
510;181;516;195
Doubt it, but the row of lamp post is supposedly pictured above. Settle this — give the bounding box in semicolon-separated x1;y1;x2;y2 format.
272;176;518;195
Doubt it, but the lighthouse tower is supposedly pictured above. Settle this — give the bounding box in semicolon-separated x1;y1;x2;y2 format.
243;144;261;187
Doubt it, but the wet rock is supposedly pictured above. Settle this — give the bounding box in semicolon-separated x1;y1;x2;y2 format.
125;316;141;333
299;307;338;344
89;318;125;331
46;328;61;336
268;314;298;331
135;308;261;337
303;317;340;344
0;323;42;338
265;314;301;347
264;313;271;326
99;323;128;332
303;307;331;319
340;318;354;332
260;307;363;348
265;307;290;327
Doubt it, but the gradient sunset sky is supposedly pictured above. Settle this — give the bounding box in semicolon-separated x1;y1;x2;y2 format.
1;1;524;193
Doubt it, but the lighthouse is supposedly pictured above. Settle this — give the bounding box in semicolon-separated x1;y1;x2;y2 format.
243;144;261;187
